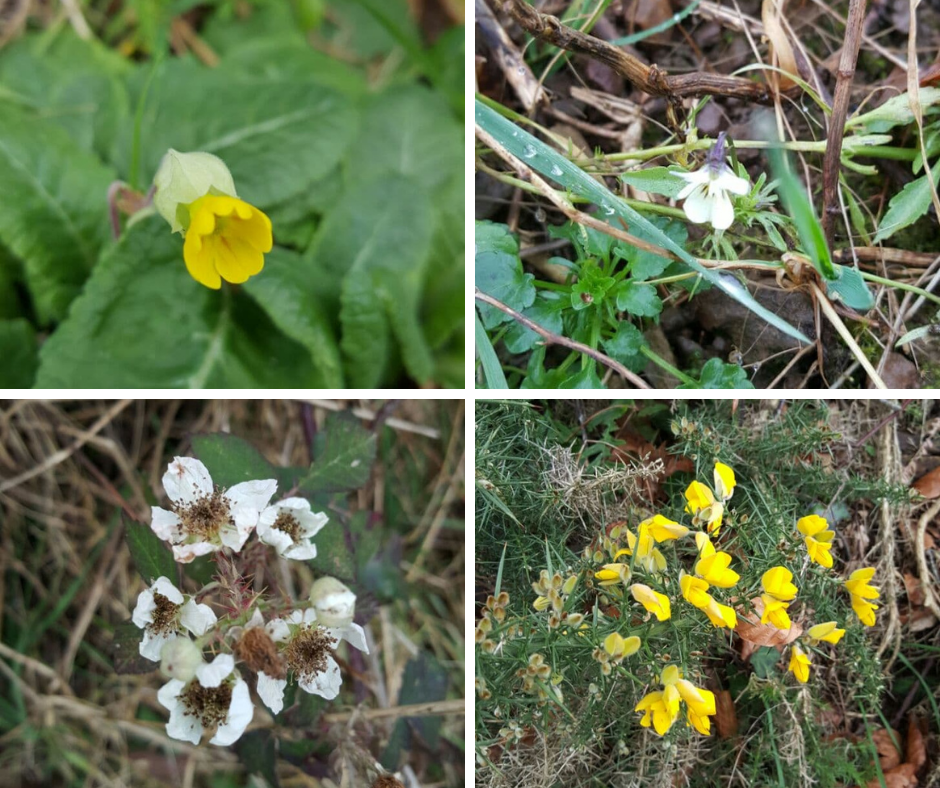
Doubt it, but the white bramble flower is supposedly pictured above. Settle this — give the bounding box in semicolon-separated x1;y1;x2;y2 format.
257;497;328;561
230;608;288;716
264;606;369;707
309;576;356;628
676;133;750;231
151;457;277;563
158;653;254;746
132;576;217;661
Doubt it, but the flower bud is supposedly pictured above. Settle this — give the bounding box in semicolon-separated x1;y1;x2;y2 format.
309;577;356;628
160;637;204;681
153;149;237;234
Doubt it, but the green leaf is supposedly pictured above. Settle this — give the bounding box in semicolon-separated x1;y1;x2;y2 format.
0;104;116;324
615;281;662;317
190;433;305;490
475;98;809;344
475;311;508;388
570;263;615;310
301;412;377;494
243;247;344;387
0;319;38;387
503;295;565;354
602;322;649;373
35;218;323;388
235;730;280;788
872;160;940;243
112;620;156;675
630;217;686;281
380;651;450;770
827;264;876;312
750;646;781;678
684;357;754;389
306;176;434;386
475;221;535;329
619;166;687;198
846;87;940;132
125;518;177;585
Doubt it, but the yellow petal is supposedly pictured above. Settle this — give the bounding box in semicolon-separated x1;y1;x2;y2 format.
621;635;641;657
761;566;798;601
704;597;737;628
788;644;811;683
796;514;829;537
805;536;834;568
680;573;712;610
660;665;681;686
182;233;222;289
851;595;878;626
714;462;736;500
684;480;715;514
631;584;671;621
695;551;739;588
759;595;791;629
642;515;690;542
604;632;625;657
807;621;845;644
695;531;715;558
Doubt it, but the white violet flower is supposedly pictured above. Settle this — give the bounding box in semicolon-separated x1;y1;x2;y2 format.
151;456;277;563
675;132;750;231
132;576;217;661
158;653;254;746
264;606;369;706
257;497;328;561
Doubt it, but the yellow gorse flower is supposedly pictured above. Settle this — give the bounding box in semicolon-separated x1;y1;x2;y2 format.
796;514;835;568
630;583;671;621
635;665;716;736
694;533;740;588
679;572;711;609
788;643;811;683
761;566;798;602
603;632;641;660
153;149;273;289
595;562;632;587
806;621;846;645
684;462;736;534
845;567;880;626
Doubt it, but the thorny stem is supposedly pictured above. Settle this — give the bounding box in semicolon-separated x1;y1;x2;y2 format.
821;0;868;247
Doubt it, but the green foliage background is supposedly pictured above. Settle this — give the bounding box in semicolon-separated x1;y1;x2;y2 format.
0;0;464;388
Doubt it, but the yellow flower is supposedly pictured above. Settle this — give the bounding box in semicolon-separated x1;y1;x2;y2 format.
680;572;711;610
595;563;631;587
603;632;641;660
713;462;736;500
761;566;798;602
616;529;667;574
845;567;879;627
533;595;551;611
797;515;835;568
703;597;737;629
759;594;792;629
637;666;715;736
635;690;674;735
807;621;845;645
788;644;811;683
182;195;273;289
630;584;671;621
695;531;716;558
695;550;740;588
641;515;690;542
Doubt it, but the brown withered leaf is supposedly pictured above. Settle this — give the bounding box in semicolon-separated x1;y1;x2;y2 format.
735;597;803;659
867;763;918;788
912;465;940;499
871;728;902;772
715;690;738;739
906;718;926;771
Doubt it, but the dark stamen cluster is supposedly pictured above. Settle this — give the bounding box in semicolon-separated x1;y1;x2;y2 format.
272;511;302;544
284;626;335;683
148;592;181;635
176;487;232;540
180;679;233;727
235;627;286;680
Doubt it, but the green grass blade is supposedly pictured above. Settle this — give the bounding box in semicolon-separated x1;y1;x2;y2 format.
476;99;809;344
475;311;508;388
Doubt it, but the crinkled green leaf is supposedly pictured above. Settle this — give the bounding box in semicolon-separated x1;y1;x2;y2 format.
301;412;377;495
615;281;662;317
0;105;116;324
602;322;649;373
191;433;305;490
846;87;940;132
475;221;535;329
503;295;565;353
683;357;754;389
872;160;940;244
619;166;687;198
35;218;323;388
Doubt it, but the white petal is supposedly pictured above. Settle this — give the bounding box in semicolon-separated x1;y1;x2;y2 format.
150;508;183;543
682;186;712;224
298;510;329;540
258;525;294;555
256;506;277;536
219;521;252;552
298;655;342;700
172;541;218;563
157;678;186;711
163;457;213;506
329;623;369;654
302;609;318;625
283;543;317;561
140;630;173;661
196;653;234;688
180;600;217;636
710;190;735;230
152;577;184;605
131;589;155;629
676;169;708;186
210;679;254;746
257;672;287;715
246;607;265;630
266;618;291;643
226;479;278;518
166;707;203;745
715;167;750;195
286;610;305;626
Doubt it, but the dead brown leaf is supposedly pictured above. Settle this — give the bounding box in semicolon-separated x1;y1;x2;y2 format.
735;597;803;659
902;573;926;606
871;728;902;772
715;689;738;739
761;0;798;91
912;465;940;499
868;763;918;788
906;718;926;771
